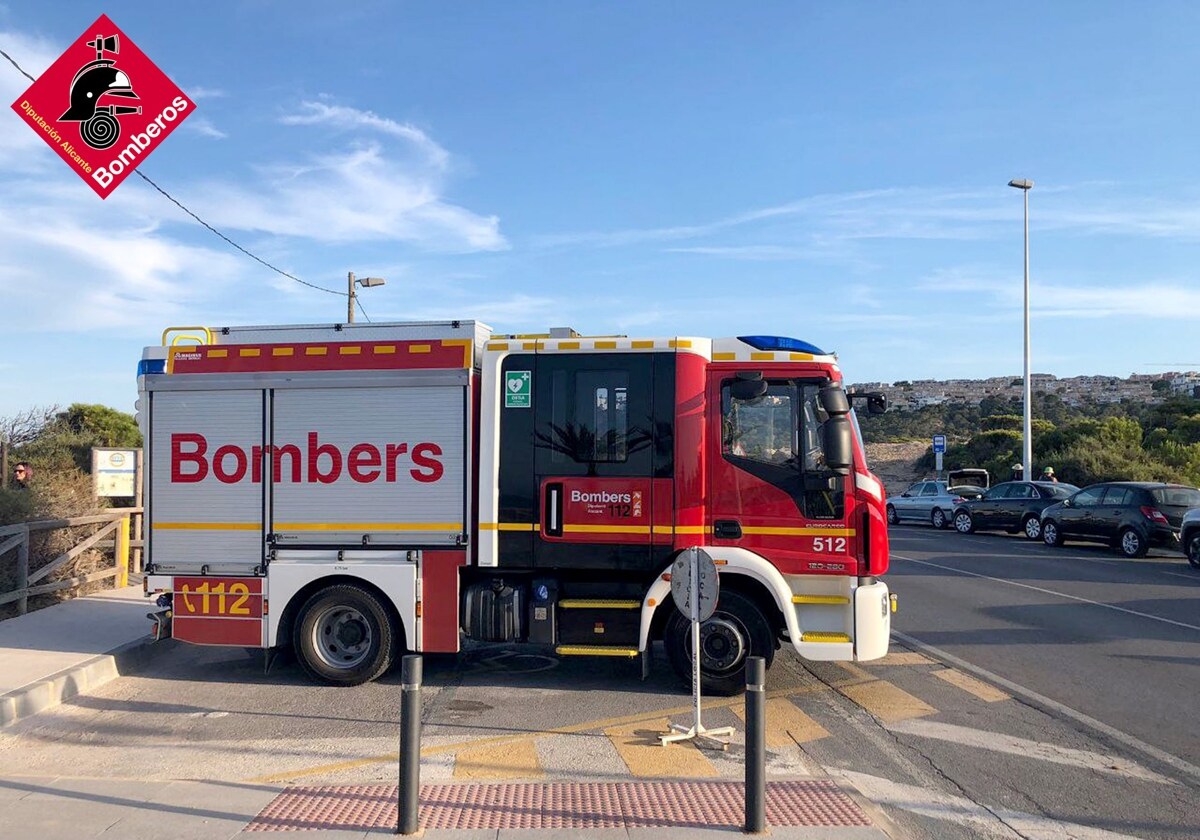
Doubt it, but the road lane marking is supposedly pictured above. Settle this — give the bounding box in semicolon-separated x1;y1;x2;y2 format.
833;665;936;723
893;553;1200;633
453;738;543;779
729;697;829;747
836;769;1148;840
604;718;718;777
888;719;1176;785
876;651;934;665
932;668;1010;702
892;629;1200;785
246;683;825;782
1163;570;1200;583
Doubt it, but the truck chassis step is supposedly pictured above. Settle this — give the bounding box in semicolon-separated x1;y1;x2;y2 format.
800;632;852;643
555;645;640;658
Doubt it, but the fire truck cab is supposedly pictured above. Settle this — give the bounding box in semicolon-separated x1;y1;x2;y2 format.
140;321;891;695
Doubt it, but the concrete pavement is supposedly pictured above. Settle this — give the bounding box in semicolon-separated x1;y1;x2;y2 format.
0;584;157;726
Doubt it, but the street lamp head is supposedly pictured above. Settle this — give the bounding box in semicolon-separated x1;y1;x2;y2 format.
1008;178;1034;190
358;277;387;288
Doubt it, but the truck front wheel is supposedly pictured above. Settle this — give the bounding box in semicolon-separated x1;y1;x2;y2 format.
293;584;395;685
664;589;774;697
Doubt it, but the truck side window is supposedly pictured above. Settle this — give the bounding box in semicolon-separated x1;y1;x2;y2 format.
543;367;643;465
722;383;796;465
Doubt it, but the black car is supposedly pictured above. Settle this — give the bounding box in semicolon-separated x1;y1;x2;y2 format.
1040;482;1200;558
951;481;1078;540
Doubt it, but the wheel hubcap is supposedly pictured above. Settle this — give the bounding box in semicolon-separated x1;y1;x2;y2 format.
955;515;970;532
311;606;373;670
1122;532;1140;555
933;511;944;527
1045;525;1057;542
695;616;747;674
1026;519;1040;538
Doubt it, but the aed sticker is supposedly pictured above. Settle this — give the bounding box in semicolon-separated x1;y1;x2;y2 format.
505;370;531;408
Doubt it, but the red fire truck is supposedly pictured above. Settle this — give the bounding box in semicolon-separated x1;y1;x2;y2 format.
139;321;892;694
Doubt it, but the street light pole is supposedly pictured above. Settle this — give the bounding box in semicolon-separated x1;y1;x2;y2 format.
1008;178;1034;480
345;272;386;324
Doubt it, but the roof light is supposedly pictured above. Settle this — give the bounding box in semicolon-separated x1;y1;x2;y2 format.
137;359;166;376
737;335;827;355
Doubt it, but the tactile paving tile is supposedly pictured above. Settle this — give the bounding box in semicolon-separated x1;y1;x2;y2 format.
243;779;871;831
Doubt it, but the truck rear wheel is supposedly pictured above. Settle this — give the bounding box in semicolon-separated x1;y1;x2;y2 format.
664;589;774;697
293;584;395;685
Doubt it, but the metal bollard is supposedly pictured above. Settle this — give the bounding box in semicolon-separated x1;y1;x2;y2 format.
397;655;422;835
744;656;766;834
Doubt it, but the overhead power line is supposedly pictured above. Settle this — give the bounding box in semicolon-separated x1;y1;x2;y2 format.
1;46;346;299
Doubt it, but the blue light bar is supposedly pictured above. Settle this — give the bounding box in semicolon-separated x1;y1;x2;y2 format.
737;335;826;355
137;359;167;376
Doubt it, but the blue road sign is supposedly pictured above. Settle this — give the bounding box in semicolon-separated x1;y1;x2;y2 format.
932;434;946;454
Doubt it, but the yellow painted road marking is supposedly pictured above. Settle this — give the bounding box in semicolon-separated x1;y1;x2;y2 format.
453;739;543;779
730;697;829;748
247;685;820;783
605;718;718;778
878;651;934;666
834;663;935;723
933;668;1010;703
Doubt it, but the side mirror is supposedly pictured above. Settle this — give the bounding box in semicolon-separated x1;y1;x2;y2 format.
1063;499;1072;507
822;415;853;476
729;377;768;401
819;383;850;416
867;392;888;414
901;492;911;498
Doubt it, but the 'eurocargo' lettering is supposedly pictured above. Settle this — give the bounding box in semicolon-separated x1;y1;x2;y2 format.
169;432;444;484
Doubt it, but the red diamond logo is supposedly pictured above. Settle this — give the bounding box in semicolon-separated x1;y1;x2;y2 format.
10;14;194;198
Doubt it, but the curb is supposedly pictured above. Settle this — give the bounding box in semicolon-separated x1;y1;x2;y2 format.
0;636;176;728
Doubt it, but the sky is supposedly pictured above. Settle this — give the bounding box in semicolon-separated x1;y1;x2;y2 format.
2;1;1200;417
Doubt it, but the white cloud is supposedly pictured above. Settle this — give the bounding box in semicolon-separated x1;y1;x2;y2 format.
186;86;227;100
0;29;63;167
186;117;227;140
190;141;505;251
280;100;450;169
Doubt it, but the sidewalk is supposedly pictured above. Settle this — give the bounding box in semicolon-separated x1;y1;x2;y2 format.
0;584;158;726
0;775;893;839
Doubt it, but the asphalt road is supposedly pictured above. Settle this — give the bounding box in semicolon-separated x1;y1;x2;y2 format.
886;523;1200;769
2;526;1198;839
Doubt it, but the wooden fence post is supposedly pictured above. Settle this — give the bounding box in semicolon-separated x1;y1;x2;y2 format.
16;526;29;615
116;515;131;588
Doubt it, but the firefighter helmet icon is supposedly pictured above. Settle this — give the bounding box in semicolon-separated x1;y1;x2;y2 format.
58;33;142;150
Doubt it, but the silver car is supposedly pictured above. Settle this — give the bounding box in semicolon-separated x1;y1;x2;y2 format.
886;480;985;530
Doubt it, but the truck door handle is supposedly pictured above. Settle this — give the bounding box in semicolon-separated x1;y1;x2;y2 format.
545;482;564;537
714;520;742;539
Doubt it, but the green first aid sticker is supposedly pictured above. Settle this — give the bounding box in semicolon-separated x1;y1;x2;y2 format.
505;370;531;408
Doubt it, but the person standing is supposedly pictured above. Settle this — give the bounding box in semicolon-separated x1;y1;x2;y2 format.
12;462;33;489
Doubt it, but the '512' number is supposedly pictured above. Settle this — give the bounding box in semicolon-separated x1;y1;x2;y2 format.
812;536;847;553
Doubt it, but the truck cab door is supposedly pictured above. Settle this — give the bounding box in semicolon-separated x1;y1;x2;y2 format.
707;371;851;574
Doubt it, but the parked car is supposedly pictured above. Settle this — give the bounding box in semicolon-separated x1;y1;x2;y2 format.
1179;507;1200;569
952;480;1079;539
886;480;986;530
948;468;990;491
1040;482;1200;558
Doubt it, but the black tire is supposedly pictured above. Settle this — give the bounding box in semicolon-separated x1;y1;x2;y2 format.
931;508;948;530
1187;533;1200;569
664;588;774;697
1118;528;1148;559
1042;520;1064;547
1022;515;1042;541
293;584;395;685
886;505;899;525
953;511;974;534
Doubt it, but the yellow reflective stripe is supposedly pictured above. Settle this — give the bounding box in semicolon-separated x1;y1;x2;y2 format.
272;347;294;356
557;341;580;350
239;348;261;357
562;524;651;535
305;346;328;356
750;352;775;361
631;340;655;349
801;631;851;643
594;340;617;350
486;341;510;351
275;522;461;531
559;599;641;609
441;338;474;367
668;339;693;349
339;346;362;355
153;522;260;531
792;594;850;605
741;526;856;537
208;349;228;358
479;522;536;532
556;645;640;658
651;525;674;536
713;352;736;361
373;345;396;354
673;525;712;535
789;352;814;361
409;344;431;354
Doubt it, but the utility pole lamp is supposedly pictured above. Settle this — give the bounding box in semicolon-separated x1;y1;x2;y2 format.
347;271;387;324
1008;178;1034;480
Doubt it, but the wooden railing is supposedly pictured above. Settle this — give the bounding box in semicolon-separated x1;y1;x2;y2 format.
0;507;142;615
